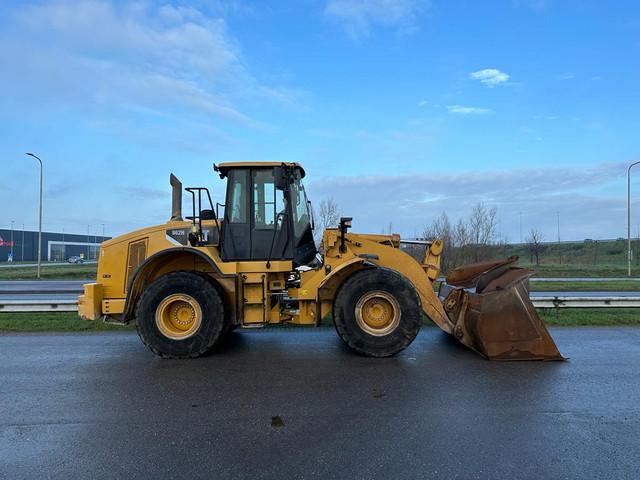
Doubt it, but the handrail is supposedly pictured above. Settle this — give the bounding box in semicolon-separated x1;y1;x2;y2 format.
185;187;220;246
265;212;287;269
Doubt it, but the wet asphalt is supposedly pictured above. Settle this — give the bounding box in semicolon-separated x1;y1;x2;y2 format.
1;327;639;480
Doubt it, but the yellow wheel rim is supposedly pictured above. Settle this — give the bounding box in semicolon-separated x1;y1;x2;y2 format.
155;294;202;340
355;291;401;336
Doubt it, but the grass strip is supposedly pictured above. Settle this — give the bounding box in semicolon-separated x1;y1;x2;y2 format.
529;281;640;292
1;309;639;332
537;308;640;326
0;265;97;280
526;264;635;278
0;312;134;332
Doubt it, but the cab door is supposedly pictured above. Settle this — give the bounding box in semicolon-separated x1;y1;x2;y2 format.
250;169;291;260
221;169;251;261
221;168;292;262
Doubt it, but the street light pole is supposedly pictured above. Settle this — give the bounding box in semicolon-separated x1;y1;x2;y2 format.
627;160;640;277
10;220;14;260
21;224;24;262
26;153;43;279
519;212;523;243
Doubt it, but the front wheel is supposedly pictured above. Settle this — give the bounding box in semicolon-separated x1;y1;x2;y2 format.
333;268;422;357
135;271;227;358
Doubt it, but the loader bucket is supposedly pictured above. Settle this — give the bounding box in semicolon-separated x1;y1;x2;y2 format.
439;257;565;361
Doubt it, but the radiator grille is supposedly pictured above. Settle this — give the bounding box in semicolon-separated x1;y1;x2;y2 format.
126;238;148;289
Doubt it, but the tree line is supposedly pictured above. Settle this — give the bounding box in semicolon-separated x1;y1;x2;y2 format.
312;198;545;272
421;204;500;273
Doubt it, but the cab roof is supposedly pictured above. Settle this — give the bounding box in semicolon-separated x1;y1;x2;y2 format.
215;161;305;178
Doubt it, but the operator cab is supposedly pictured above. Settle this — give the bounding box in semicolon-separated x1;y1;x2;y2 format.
215;162;316;267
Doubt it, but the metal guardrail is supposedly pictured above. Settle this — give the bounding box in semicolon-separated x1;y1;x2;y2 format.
532;296;640;308
0;300;78;312
1;297;639;313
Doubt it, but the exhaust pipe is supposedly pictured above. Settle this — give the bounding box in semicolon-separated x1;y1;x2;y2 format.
170;173;182;221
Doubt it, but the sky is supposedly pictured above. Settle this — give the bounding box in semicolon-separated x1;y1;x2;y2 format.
0;0;639;242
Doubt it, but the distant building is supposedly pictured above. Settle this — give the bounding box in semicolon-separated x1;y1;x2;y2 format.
0;229;111;262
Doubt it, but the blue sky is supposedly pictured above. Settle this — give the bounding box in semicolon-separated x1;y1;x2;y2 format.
1;0;639;241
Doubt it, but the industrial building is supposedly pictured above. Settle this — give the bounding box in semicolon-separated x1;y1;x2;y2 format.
0;228;110;263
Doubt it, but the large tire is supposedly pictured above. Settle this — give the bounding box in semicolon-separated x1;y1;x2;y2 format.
333;268;421;357
136;271;227;358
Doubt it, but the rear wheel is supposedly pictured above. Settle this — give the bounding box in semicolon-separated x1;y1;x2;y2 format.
136;271;226;358
333;268;421;357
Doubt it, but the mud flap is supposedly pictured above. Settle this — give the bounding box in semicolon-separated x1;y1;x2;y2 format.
439;257;565;361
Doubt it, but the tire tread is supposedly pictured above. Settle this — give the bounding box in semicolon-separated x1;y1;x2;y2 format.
333;268;421;357
135;270;226;359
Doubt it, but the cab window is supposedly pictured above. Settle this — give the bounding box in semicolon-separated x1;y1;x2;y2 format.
290;172;310;238
253;170;284;229
227;170;248;223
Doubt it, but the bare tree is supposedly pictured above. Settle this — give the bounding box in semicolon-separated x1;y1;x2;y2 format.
468;203;498;262
452;217;470;267
422;204;500;273
423;212;454;272
526;228;546;265
319;198;340;229
314;197;340;243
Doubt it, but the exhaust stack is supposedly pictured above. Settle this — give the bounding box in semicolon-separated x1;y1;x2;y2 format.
170;173;182;221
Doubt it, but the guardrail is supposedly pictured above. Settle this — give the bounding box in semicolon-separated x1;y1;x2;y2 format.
0;300;78;312
1;296;639;313
531;296;640;308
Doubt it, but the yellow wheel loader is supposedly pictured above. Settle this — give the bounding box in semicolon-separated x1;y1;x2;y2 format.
79;162;563;361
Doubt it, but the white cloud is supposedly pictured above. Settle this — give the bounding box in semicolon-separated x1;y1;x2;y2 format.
418;100;428;106
470;68;510;87
325;0;427;39
447;105;494;115
0;1;294;126
557;72;575;80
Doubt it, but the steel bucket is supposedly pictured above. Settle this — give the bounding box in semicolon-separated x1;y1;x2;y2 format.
439;257;565;361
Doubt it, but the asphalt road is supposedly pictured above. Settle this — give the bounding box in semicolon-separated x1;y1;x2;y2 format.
0;281;85;302
0;293;79;301
1;328;638;479
0;280;86;294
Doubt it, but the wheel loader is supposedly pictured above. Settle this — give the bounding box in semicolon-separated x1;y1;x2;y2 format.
79;162;563;360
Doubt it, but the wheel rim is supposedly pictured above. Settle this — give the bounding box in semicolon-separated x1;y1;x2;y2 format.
155;294;202;340
355;291;401;336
